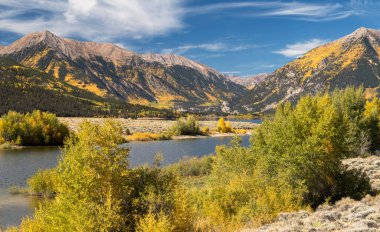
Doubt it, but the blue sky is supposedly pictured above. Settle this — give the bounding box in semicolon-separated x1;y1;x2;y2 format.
0;0;380;77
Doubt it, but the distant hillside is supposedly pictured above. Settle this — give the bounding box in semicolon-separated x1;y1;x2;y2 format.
0;31;247;111
228;73;269;90
0;57;173;117
239;27;380;113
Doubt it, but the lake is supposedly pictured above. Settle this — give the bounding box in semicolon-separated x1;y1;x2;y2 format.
0;135;251;228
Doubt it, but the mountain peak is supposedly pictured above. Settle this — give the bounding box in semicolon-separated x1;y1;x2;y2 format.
0;30;136;62
142;53;214;75
38;30;56;38
354;27;370;35
339;27;380;50
0;30;63;55
345;27;380;42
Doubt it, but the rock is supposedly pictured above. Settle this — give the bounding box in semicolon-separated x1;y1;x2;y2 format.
244;156;380;232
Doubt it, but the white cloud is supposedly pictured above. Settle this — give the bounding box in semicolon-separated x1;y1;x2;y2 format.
274;39;328;58
0;0;185;41
0;1;359;42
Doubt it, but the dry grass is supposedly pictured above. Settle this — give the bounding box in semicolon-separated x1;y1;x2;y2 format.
233;129;247;134
125;132;171;141
58;118;259;134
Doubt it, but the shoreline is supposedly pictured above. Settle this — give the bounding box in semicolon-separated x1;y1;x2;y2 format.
59;117;259;133
1;117;258;149
0;133;252;150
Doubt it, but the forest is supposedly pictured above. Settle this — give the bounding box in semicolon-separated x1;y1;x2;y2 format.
0;57;176;118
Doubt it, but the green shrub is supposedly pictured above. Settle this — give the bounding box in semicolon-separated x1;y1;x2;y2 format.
165;156;213;177
331;86;367;157
136;212;173;232
169;115;201;136
253;93;372;208
194;140;303;230
0;110;69;146
27;168;58;198
363;97;380;152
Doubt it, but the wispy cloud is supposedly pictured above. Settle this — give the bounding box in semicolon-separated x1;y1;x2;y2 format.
187;1;358;21
274;39;328;58
162;43;263;54
162;43;225;54
350;0;380;15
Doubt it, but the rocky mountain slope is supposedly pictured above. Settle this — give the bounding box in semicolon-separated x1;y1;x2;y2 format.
239;27;380;113
245;155;380;232
0;31;247;110
228;73;269;90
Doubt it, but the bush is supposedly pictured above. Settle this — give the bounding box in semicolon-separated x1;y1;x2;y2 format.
217;118;233;133
19;120;183;232
0;110;69;146
27;168;58;198
200;126;210;136
195;140;303;230
169;115;201;136
363;97;380;152
165;156;213;177
331;86;368;157
253;93;372;208
136;212;173;232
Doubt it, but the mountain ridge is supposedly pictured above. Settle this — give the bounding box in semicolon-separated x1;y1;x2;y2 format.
0;31;247;111
0;31;229;79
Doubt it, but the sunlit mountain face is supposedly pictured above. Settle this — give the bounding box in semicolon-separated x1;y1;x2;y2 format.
0;31;247;111
239;27;380;113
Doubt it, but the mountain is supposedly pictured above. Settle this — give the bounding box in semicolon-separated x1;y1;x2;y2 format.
239;27;380;113
0;57;173;117
228;73;269;90
0;31;247;111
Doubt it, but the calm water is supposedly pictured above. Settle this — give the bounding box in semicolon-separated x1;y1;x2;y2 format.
202;117;263;124
0;135;250;228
